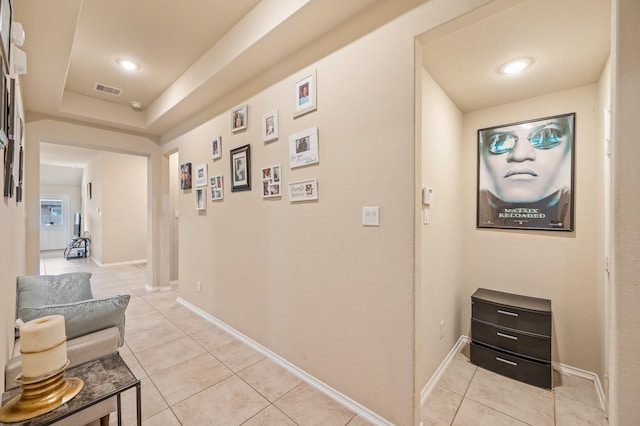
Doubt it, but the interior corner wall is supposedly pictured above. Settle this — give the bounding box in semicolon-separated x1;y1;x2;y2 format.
100;152;148;265
1;78;26;392
0;195;26;393
609;0;640;423
596;56;611;398
417;67;464;388
83;155;103;263
461;84;603;378
169;152;179;282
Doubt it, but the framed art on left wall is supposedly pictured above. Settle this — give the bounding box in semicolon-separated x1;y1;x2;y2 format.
0;0;11;69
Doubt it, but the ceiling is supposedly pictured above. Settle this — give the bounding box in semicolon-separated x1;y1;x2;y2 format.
419;0;610;112
16;0;610;168
13;0;428;144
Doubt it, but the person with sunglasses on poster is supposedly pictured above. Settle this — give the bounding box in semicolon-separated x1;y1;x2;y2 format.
478;114;574;229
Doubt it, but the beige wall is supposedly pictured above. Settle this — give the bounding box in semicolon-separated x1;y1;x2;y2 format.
610;0;640;423
461;85;604;377
596;57;611;397
1;79;26;392
99;152;148;265
417;68;464;388
84;155;103;261
165;2;501;422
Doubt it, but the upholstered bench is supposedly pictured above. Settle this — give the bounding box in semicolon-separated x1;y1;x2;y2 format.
6;272;130;426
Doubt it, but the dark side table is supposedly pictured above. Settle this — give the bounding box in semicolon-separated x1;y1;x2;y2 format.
1;352;141;426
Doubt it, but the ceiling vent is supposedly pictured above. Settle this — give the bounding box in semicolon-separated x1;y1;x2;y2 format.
93;82;122;96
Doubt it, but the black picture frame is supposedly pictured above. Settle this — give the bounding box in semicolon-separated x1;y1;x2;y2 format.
477;112;575;231
15;143;21;202
3;136;14;197
0;0;11;70
0;64;6;148
7;75;14;139
230;144;251;192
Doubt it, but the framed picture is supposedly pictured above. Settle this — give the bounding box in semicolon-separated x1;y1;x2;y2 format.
262;110;279;143
210;175;224;201
289;178;318;202
195;188;206;210
231;104;248;133
3;137;13;197
0;0;11;69
15;144;22;202
211;136;222;160
87;182;92;200
180;162;192;190
477;112;575;231
7;76;14;139
261;164;281;198
294;69;316;117
230;144;251;192
0;64;7;148
289;127;319;169
195;163;208;187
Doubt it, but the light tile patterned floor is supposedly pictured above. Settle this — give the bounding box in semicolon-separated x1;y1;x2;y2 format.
421;348;608;425
40;251;370;425
40;251;608;425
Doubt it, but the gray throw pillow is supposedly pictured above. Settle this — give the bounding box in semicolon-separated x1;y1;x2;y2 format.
16;272;94;338
17;272;94;315
18;295;130;346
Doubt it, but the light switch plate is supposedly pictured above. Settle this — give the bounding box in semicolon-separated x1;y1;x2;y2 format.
362;206;379;226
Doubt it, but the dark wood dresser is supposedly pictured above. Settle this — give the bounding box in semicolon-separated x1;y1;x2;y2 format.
470;288;552;388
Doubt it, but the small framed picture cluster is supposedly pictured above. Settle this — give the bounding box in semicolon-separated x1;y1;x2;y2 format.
210;175;223;201
261;165;281;198
181;68;321;207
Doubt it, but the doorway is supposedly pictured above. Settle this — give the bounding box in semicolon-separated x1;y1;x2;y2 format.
39;193;70;250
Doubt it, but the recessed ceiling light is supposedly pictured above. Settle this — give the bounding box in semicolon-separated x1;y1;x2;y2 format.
117;59;139;71
499;58;532;75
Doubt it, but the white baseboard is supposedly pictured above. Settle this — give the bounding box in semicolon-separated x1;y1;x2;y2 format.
553;362;606;411
419;335;606;412
176;297;393;426
420;335;469;406
94;259;147;267
144;284;173;292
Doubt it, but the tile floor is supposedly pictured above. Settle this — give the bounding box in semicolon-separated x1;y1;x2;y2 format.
422;348;608;425
40;251;369;425
40;251;608;425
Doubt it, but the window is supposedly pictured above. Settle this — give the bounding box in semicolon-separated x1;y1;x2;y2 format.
40;199;63;226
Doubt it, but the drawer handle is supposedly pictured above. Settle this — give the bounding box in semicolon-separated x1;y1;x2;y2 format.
497;309;519;317
497;332;518;340
496;357;518;367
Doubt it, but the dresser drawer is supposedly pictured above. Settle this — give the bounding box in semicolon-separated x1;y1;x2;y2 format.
472;319;551;362
470;342;551;389
472;298;551;336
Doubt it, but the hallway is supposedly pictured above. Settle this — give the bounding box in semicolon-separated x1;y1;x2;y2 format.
40;251;370;425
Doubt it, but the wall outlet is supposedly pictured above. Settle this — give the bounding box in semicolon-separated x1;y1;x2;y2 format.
440;320;444;339
196;280;201;292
